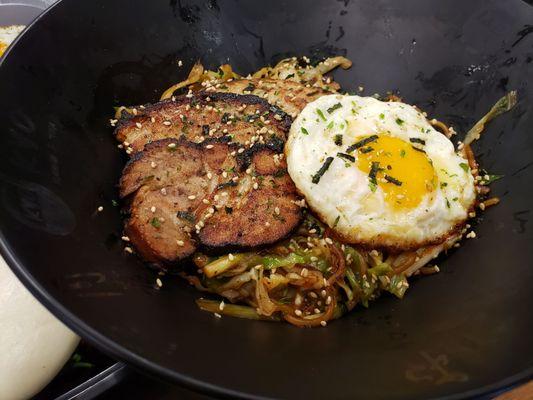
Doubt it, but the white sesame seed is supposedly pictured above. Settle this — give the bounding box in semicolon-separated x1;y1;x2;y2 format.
326;296;332;305
308;229;317;234
214;312;222;318
167;143;177;149
370;250;379;257
97;206;104;212
314;308;321;314
228;253;235;261
320;321;327;327
301;268;309;277
238;148;244;154
309;292;317;298
219;301;225;311
150;117;156;123
150;161;157;168
177;240;184;246
188;195;196;200
163;120;171;126
294;309;303;316
265;221;270;227
121;236;130;242
222;171;228;178
135;122;142;129
321;289;327;298
178;60;183;67
253;182;259;190
295;294;302;306
202;198;210;204
207;172;213;179
124;246;133;254
156;278;163;288
274;207;280;215
246;168;252;175
150;206;156;213
466;231;477;239
325;237;333;245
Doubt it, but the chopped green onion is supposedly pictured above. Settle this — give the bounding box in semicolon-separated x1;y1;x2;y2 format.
316;109;327;121
327;102;343;113
464;91;517;145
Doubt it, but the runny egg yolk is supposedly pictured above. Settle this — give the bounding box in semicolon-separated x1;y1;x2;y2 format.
356;135;437;210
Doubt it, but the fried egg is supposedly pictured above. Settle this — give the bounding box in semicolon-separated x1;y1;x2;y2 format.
285;94;476;250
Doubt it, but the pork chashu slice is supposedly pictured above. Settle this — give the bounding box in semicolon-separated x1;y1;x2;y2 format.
119;138;302;265
115;92;292;154
196;78;332;118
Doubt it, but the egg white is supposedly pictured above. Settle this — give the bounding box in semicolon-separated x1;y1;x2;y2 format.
285;94;476;250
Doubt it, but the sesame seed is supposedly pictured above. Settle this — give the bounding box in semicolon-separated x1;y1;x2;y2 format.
160;188;167;195
124;246;133;254
97;206;104;212
178;60;183;67
309;292;317;298
121;236;130;242
202;199;210;204
150;161;157;168
150;117;156;123
274;207;280;215
370;250;379;257
326;296;332;305
156;278;163;288
295;294;302;306
310;256;318;262
253;182;259;190
265;221;270;227
479;202;486;211
321;289;327;298
219;301;225;311
135;122;142;129
177;240;184;246
167;143;177;149
325;237;333;245
205;144;214;149
314;308;321;314
238;148;244;154
214;313;222;318
246;168;252;174
150;206;156;213
222;171;228;178
466;231;477;239
294;309;303;316
301;268;309;277
207;172;213;179
188;195;196;200
228;253;235;261
163;120;171;126
309;229;317;234
320;321;327;327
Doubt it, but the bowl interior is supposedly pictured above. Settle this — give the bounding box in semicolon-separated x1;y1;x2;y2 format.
0;0;532;398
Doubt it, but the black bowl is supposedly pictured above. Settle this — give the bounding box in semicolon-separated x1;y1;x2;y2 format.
1;0;532;398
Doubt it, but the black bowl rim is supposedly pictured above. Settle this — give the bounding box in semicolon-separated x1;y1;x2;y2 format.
0;1;532;398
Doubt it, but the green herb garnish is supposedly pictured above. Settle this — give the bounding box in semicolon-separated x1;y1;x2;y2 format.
400;149;406;158
334;134;343;146
481;174;503;185
301;127;309;135
396;118;404;126
379;113;385;120
316;109;327;121
333;215;340;228
459;163;469;172
150;218;161;228
326;121;334;129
